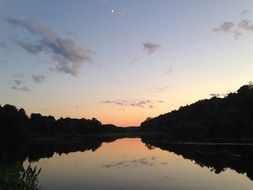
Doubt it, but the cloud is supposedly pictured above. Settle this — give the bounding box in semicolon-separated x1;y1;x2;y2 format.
130;100;151;108
214;22;235;33
10;74;30;92
2;17;93;76
12;79;22;86
143;42;162;55
241;9;251;15
209;93;228;98
102;100;125;106
102;99;163;108
11;86;30;92
209;93;221;98
214;18;253;38
238;19;253;31
111;9;126;16
32;74;46;83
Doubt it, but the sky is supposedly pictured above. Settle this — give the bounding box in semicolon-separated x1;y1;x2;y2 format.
0;0;252;126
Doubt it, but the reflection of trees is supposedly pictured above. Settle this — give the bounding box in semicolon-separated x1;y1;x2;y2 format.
0;155;41;190
142;137;253;181
0;135;121;189
145;143;156;150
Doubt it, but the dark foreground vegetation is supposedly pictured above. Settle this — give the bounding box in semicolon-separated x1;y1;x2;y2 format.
141;83;253;140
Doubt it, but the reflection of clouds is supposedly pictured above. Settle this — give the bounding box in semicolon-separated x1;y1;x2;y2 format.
73;160;81;166
161;175;177;182
157;173;178;183
102;156;168;168
103;161;127;168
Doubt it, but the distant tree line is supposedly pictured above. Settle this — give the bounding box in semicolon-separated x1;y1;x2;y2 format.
0;105;110;140
141;83;253;140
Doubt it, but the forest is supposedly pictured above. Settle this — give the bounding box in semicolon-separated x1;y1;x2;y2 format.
0;104;124;142
1;83;253;142
141;83;253;140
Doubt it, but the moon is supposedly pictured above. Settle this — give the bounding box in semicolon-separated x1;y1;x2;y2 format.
111;10;114;13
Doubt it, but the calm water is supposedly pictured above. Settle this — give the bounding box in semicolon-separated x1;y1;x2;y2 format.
24;138;253;190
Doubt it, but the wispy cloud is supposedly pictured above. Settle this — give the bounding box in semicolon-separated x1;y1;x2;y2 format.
2;17;93;76
143;42;162;55
102;99;163;108
214;22;235;33
11;86;30;92
238;19;253;31
102;100;125;106
214;16;253;38
111;9;126;16
10;74;30;92
32;74;46;84
12;79;22;86
241;9;251;15
209;93;228;98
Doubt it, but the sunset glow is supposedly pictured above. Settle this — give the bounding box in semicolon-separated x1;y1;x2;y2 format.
0;0;252;126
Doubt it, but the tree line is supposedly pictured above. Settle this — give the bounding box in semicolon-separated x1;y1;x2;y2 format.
141;83;253;140
0;104;116;140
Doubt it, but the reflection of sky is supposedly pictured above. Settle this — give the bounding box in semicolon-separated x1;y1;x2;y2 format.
27;138;253;190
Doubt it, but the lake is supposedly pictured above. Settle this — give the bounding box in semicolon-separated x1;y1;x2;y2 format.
21;138;253;190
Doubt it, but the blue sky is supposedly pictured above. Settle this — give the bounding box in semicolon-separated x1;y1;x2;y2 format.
0;0;252;126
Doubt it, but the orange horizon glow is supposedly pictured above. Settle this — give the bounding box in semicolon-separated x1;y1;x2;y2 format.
13;80;252;127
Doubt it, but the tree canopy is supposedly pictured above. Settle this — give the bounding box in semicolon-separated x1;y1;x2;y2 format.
141;83;253;140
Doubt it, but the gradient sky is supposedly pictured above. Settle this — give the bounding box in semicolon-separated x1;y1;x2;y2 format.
0;0;252;126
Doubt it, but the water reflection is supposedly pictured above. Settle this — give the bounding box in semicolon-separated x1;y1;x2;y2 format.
0;154;41;189
0;136;115;190
102;156;162;168
0;136;118;162
0;137;253;190
142;137;253;181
